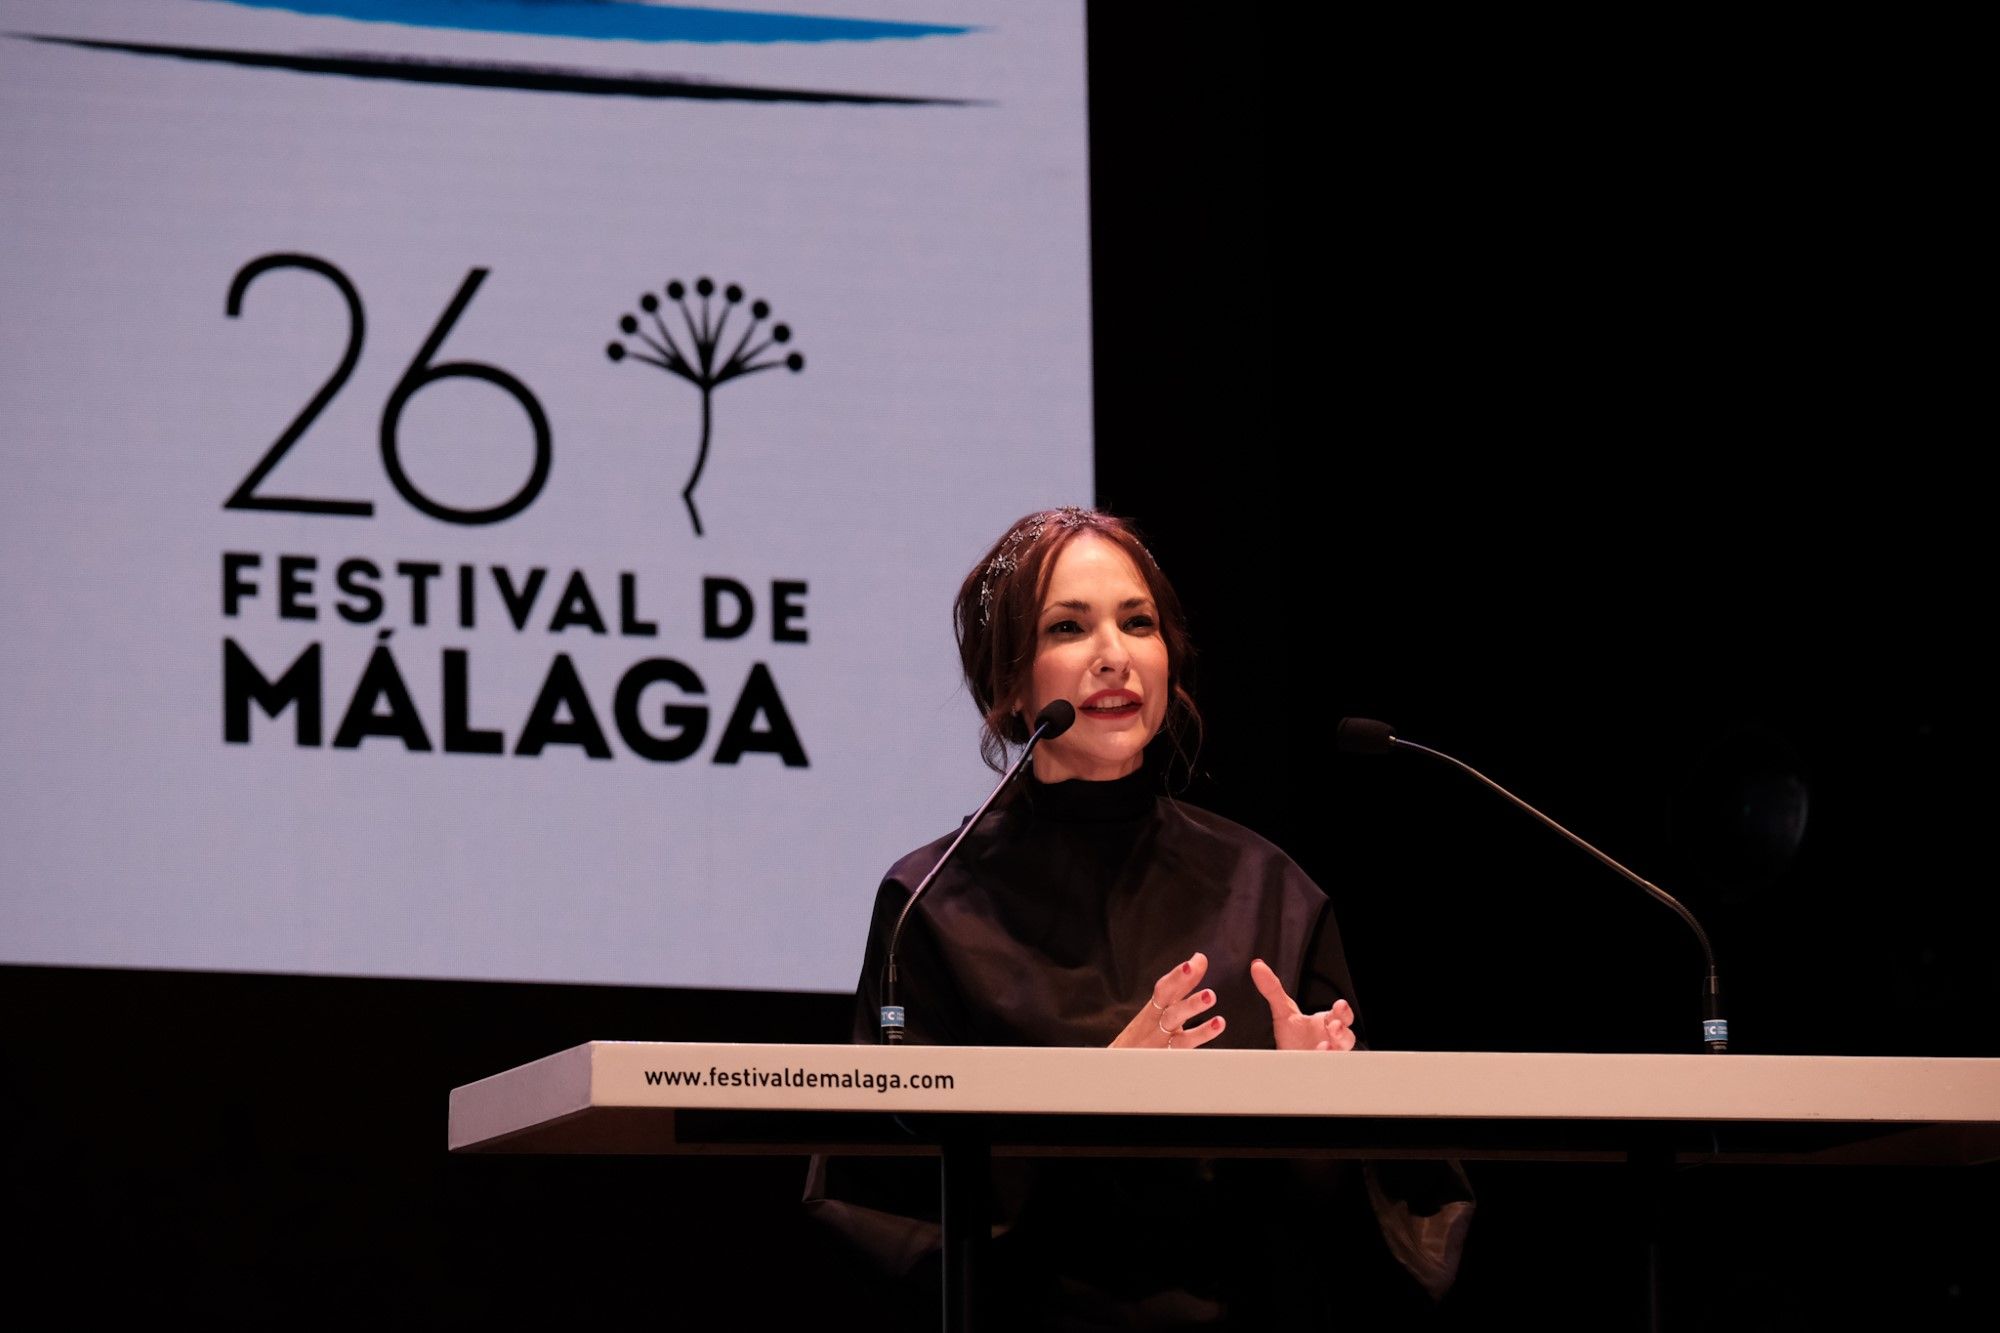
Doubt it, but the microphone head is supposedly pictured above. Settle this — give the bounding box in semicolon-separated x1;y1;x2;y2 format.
1335;717;1396;755
1034;699;1077;739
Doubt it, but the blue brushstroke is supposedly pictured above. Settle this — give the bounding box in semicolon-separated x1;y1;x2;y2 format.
204;0;974;44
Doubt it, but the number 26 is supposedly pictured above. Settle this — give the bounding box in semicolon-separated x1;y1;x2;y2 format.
223;253;551;524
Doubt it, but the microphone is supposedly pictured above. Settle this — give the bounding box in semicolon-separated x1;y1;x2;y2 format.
1339;717;1729;1054
879;700;1076;1042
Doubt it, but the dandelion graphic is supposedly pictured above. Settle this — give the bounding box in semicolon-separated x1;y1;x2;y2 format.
606;277;805;536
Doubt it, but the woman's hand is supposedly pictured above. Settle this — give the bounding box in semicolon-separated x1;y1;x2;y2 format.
1109;951;1227;1050
1250;957;1357;1052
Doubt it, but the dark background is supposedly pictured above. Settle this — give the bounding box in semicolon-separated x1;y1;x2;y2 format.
4;9;1988;1328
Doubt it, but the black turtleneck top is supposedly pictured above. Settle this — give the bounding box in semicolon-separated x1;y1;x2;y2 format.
848;763;1361;1049
809;766;1467;1325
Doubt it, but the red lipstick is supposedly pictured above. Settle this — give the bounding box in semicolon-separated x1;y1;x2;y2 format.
1079;689;1141;719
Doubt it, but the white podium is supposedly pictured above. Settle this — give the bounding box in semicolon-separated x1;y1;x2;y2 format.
450;1042;2000;1163
451;1044;2000;1331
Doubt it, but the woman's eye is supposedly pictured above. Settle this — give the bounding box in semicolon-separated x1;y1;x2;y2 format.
1124;615;1156;632
1046;619;1082;635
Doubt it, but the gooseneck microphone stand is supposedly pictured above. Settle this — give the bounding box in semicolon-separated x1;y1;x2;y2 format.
876;699;1073;1333
1335;716;1725;1333
1334;717;1728;1053
880;699;1075;1044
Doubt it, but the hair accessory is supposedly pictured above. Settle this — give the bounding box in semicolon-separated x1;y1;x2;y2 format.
977;507;1091;625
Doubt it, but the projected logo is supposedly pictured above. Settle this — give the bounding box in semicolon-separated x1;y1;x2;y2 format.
216;253;814;767
607;279;806;537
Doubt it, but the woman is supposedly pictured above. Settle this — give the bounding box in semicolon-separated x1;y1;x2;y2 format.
809;507;1469;1326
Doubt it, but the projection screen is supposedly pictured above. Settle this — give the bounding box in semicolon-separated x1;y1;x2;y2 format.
0;0;1094;991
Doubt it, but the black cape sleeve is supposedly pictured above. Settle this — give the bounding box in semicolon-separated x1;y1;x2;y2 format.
804;793;1474;1322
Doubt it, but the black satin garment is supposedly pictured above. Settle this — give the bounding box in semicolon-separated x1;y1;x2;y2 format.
809;765;1399;1330
853;763;1362;1049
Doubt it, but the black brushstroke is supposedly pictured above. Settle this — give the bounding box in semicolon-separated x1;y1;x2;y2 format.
11;33;979;106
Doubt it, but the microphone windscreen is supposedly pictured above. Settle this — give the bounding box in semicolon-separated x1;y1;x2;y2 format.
1335;716;1396;755
1035;699;1077;739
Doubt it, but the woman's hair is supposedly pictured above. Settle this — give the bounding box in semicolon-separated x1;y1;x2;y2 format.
953;506;1201;774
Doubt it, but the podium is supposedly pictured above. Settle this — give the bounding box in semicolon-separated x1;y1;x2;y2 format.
451;1042;1999;1162
450;1044;2000;1328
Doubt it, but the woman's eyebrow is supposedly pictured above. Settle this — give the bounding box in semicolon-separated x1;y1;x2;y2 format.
1041;596;1154;614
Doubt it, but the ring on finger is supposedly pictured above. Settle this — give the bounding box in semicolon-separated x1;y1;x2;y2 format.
1165;1029;1177;1049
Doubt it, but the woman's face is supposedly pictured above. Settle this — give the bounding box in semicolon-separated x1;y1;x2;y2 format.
1016;533;1169;783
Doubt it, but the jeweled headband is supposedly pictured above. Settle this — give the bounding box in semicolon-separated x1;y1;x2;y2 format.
976;506;1092;625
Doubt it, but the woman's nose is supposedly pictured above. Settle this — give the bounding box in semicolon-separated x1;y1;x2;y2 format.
1093;629;1130;673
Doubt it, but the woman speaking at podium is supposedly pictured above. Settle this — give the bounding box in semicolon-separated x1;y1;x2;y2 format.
807;507;1470;1328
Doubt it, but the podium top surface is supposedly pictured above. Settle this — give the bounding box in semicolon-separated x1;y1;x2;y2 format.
448;1043;2000;1163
